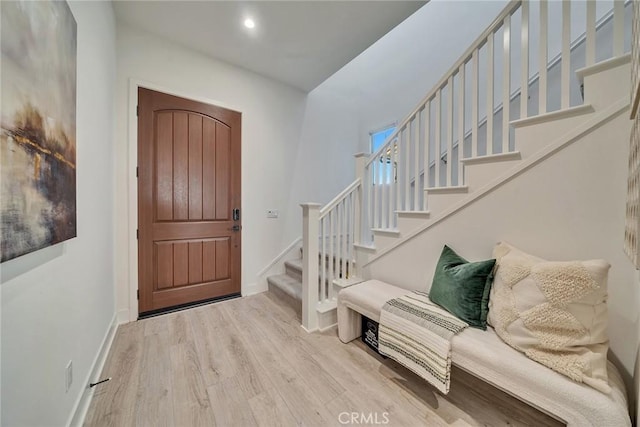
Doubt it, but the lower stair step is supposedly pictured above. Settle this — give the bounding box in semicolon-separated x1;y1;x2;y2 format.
284;258;303;281
267;274;302;301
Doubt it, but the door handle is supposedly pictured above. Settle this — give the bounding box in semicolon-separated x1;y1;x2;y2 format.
230;225;242;232
233;208;240;221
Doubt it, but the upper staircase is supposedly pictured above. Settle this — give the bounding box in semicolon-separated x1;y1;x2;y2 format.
267;0;634;332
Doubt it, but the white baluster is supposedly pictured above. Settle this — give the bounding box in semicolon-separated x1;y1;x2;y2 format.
404;126;411;209
472;49;479;158
413;116;421;210
586;0;596;67
434;90;441;187
378;155;384;228
561;1;571;110
457;64;465;186
395;139;401;215
446;76;454;186
503;14;511;153
520;1;529;120
381;148;388;229
330;209;336;297
539;0;548;114
387;143;393;226
369;163;378;231
366;164;373;243
388;147;393;228
613;0;624;57
335;201;341;293
340;199;346;283
320;216;326;301
486;32;495;155
390;140;397;223
350;191;356;278
354;153;365;247
343;197;348;277
423;102;431;208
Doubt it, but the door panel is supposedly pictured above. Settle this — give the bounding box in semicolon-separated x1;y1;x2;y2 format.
138;88;241;314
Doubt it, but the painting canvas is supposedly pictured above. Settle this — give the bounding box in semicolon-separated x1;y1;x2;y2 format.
0;0;77;262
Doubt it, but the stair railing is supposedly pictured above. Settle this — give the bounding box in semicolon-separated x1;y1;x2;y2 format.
301;156;363;331
362;0;629;243
300;0;630;332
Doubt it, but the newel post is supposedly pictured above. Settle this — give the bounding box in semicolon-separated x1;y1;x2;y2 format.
300;203;321;332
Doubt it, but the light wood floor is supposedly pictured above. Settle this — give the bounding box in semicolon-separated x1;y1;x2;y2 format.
85;292;564;427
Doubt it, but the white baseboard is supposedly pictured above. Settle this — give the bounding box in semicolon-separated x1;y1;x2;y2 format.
117;308;130;324
67;313;119;427
243;281;268;297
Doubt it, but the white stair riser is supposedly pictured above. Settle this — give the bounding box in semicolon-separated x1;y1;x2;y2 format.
426;192;467;214
284;263;302;282
582;61;631;110
514;112;596;159
371;232;401;252
464;159;522;192
396;214;431;233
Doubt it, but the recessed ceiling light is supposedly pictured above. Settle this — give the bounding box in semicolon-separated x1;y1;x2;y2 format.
244;18;255;29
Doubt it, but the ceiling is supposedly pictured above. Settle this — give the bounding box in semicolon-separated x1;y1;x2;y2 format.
113;1;426;92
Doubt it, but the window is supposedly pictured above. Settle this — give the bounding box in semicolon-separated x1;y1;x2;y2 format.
370;125;396;153
370;124;397;184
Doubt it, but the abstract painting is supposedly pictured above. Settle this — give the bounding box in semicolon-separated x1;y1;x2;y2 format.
1;1;77;262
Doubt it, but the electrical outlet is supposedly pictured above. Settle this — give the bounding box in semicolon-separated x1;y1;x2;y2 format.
267;209;278;218
65;360;73;393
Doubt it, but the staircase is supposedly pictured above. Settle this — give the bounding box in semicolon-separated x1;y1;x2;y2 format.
267;244;360;329
267;257;303;314
267;0;634;333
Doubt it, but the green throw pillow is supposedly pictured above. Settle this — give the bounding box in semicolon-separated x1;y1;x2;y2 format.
429;245;496;330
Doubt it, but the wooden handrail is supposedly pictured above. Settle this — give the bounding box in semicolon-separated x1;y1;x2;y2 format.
320;178;361;218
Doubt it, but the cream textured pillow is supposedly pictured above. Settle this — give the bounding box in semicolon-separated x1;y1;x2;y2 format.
487;242;611;393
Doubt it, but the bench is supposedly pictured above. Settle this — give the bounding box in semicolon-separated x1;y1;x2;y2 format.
337;280;631;427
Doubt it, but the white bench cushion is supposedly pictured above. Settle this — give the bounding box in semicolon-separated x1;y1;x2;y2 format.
337;280;630;427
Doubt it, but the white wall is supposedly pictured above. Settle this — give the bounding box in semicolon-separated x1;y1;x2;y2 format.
115;24;316;320
338;0;626;154
0;2;117;425
282;85;361;247
344;0;508;152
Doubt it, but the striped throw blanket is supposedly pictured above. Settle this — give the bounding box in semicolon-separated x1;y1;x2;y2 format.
378;292;468;394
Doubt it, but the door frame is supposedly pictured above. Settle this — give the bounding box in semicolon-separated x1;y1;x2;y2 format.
125;78;243;322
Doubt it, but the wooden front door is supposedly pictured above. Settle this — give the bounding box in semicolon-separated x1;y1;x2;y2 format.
138;88;241;315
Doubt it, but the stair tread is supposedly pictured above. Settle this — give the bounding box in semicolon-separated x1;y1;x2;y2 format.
371;228;400;236
317;299;337;313
267;274;302;300
333;277;366;288
284;258;303;272
425;185;468;194
460;151;521;165
396;210;431;216
510;104;594;128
